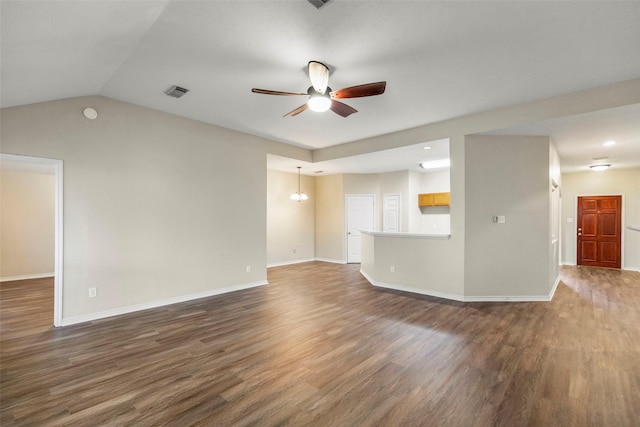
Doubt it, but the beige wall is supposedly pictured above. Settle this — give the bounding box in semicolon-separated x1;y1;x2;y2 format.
1;169;55;279
0;95;284;323
464;135;554;298
266;170;315;266
314;174;344;263
561;168;640;271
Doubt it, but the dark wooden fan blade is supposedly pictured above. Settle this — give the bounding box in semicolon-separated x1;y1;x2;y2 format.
331;81;386;99
284;103;309;117
252;88;307;96
330;100;357;118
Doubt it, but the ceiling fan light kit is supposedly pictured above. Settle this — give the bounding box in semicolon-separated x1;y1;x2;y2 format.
307;87;332;112
251;60;386;118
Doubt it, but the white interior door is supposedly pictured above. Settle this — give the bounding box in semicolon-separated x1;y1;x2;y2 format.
346;194;375;263
383;194;401;232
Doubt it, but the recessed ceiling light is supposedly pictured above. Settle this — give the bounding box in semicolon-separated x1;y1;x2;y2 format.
603;140;616;146
420;159;450;170
590;164;610;172
423;146;432;150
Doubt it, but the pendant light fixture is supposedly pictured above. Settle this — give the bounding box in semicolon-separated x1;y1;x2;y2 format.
290;166;308;202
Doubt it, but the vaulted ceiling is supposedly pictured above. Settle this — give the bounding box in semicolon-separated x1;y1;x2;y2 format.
1;1;639;173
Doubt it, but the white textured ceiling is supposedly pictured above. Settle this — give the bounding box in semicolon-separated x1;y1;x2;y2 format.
1;1;639;173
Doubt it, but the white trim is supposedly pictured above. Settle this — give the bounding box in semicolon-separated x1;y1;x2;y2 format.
360;269;465;301
314;257;347;264
0;273;54;282
60;280;268;326
361;270;560;302
361;230;450;240
267;258;315;268
268;258;348;267
1;153;64;327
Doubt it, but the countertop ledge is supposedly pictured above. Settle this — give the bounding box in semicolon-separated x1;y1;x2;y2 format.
361;231;451;240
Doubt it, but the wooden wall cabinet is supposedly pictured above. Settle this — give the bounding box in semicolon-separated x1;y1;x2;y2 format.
418;192;450;207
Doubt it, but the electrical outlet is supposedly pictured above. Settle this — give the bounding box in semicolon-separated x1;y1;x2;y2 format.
246;265;251;273
390;266;395;273
88;287;97;298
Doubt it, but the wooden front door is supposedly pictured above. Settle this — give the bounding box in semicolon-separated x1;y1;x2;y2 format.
577;195;622;268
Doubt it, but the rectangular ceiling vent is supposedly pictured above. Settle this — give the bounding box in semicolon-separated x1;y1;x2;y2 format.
165;85;189;98
307;0;331;9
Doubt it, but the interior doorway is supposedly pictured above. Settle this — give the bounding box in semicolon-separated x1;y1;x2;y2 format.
0;154;63;326
577;195;622;269
346;194;375;263
383;193;400;232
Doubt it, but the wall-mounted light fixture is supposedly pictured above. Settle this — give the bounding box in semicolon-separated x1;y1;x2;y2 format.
290;166;308;202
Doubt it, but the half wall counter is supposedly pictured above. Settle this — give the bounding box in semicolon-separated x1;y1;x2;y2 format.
360;231;465;301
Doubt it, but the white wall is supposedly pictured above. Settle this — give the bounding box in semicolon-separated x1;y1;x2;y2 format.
561;168;640;271
0;95;290;323
464;135;555;298
0;169;55;280
267;170;315;266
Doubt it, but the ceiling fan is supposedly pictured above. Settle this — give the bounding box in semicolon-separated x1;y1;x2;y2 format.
251;61;386;118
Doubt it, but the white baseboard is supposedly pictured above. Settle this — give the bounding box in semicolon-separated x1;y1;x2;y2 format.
563;262;639;272
361;270;558;303
360;269;465;302
60;280;268;327
268;258;346;267
1;273;54;282
314;258;346;264
267;258;315;268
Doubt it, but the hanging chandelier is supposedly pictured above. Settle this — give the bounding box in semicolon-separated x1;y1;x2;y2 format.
290;166;308;202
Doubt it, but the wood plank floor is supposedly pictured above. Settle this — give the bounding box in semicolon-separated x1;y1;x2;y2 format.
1;263;639;426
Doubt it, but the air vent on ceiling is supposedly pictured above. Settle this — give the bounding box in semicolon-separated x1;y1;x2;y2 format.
165;85;189;98
307;0;331;9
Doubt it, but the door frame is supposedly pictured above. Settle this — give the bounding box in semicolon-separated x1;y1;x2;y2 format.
1;153;64;327
575;193;624;269
345;194;376;263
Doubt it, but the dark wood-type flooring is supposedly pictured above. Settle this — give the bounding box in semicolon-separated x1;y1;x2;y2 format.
1;263;639;426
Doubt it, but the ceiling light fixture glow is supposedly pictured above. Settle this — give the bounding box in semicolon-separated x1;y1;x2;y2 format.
307;91;331;112
423;146;432;150
603;140;616;146
590;164;611;172
419;159;450;170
